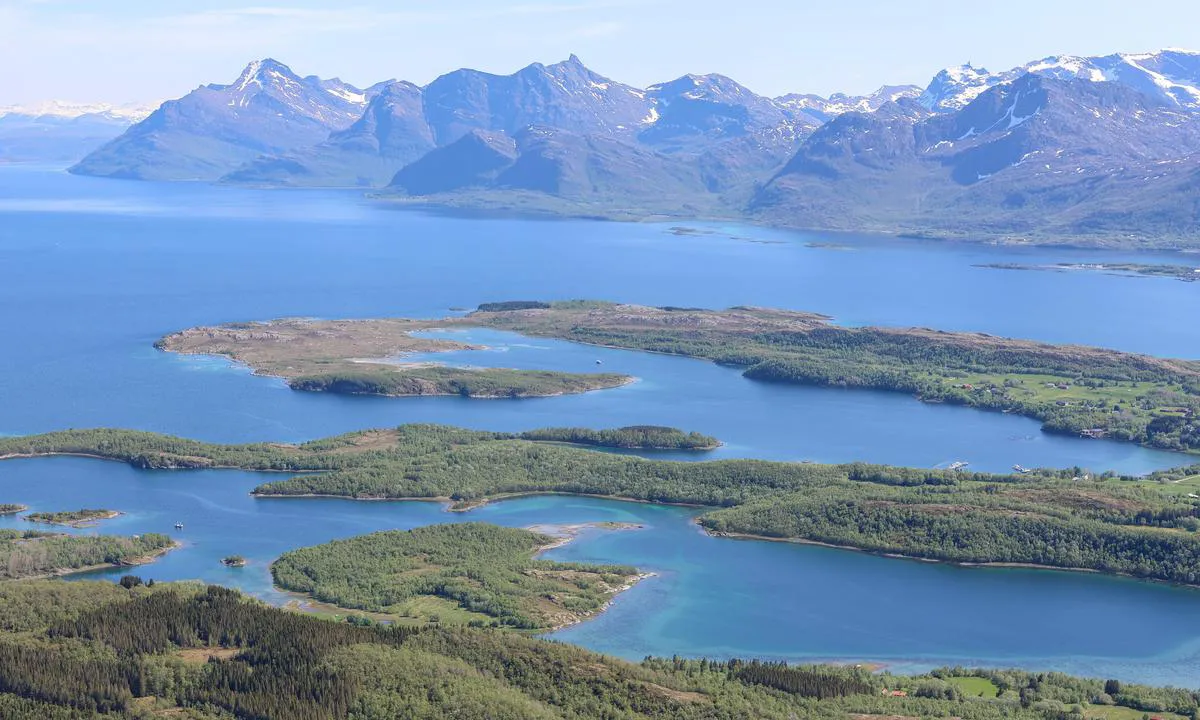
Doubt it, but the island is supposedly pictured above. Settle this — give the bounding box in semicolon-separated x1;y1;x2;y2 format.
221;554;247;568
158;300;1200;453
155;317;633;399
2;578;1194;720
0;504;26;515
23;508;120;528
978;261;1200;282
5;425;1200;586
0;530;175;580
272;523;646;630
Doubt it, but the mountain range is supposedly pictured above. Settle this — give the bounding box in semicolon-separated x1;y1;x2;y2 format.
0;102;155;163
59;49;1200;247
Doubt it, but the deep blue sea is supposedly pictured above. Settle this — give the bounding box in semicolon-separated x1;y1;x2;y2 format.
2;164;1200;684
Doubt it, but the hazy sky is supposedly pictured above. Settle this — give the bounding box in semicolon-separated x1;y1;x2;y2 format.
3;0;1200;104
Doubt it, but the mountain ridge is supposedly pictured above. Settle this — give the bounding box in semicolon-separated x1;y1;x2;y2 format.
63;50;1200;248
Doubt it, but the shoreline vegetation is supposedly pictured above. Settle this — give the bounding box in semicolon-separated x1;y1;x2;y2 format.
270;523;648;631
0;531;176;581
23;508;121;528
702;529;1200;589
155;319;634;399
5;581;1200;720
160;300;1200;453
0;504;27;515
5;425;1200;585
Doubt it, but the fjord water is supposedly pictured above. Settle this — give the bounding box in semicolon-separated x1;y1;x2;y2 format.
3;456;1200;687
0;165;1197;472
4;165;1200;682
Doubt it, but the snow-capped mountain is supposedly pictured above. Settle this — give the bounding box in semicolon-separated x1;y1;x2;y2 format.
420;54;652;145
641;73;816;147
919;49;1200;112
0;101;161;162
756;71;1200;244
0;101;158;123
777;85;922;123
71;59;378;180
62;48;1200;245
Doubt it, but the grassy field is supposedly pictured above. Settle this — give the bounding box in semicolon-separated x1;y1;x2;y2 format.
945;676;1000;698
942;372;1168;406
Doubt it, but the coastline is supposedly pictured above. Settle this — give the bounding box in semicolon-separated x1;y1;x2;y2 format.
0;451;302;473
15;540;181;582
24;510;123;528
274;521;655;633
160;342;638;399
372;194;1199;252
291;373;637;399
255;489;1200;589
702;529;1200;590
251;490;711;512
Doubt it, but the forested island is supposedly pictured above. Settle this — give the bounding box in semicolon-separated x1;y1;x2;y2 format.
161;301;1200;453
0;579;1197;719
5;425;1200;585
156;318;633;399
0;530;174;580
272;523;645;630
24;508;120;528
0;504;26;515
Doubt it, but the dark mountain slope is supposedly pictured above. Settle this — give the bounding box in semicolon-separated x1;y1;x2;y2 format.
753;75;1200;245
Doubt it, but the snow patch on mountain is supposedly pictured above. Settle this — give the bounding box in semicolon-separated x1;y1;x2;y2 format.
777;85;921;122
920;49;1200;113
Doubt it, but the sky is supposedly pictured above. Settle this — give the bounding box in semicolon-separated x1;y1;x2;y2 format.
2;0;1200;104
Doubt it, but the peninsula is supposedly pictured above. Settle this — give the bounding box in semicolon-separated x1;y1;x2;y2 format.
272;522;645;630
978;262;1200;282
156;317;632;399
4;425;1200;585
160;301;1200;453
0;530;175;580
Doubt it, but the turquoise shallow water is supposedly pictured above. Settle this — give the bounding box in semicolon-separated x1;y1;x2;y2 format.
3;164;1200;685
2;456;1200;686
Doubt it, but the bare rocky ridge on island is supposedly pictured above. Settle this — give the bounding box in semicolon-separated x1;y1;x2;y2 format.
156;318;633;399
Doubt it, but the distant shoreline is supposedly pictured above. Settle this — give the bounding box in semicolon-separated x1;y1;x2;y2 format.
703;529;1200;590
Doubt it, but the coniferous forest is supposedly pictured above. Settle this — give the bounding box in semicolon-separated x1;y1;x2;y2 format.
1;579;1198;720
